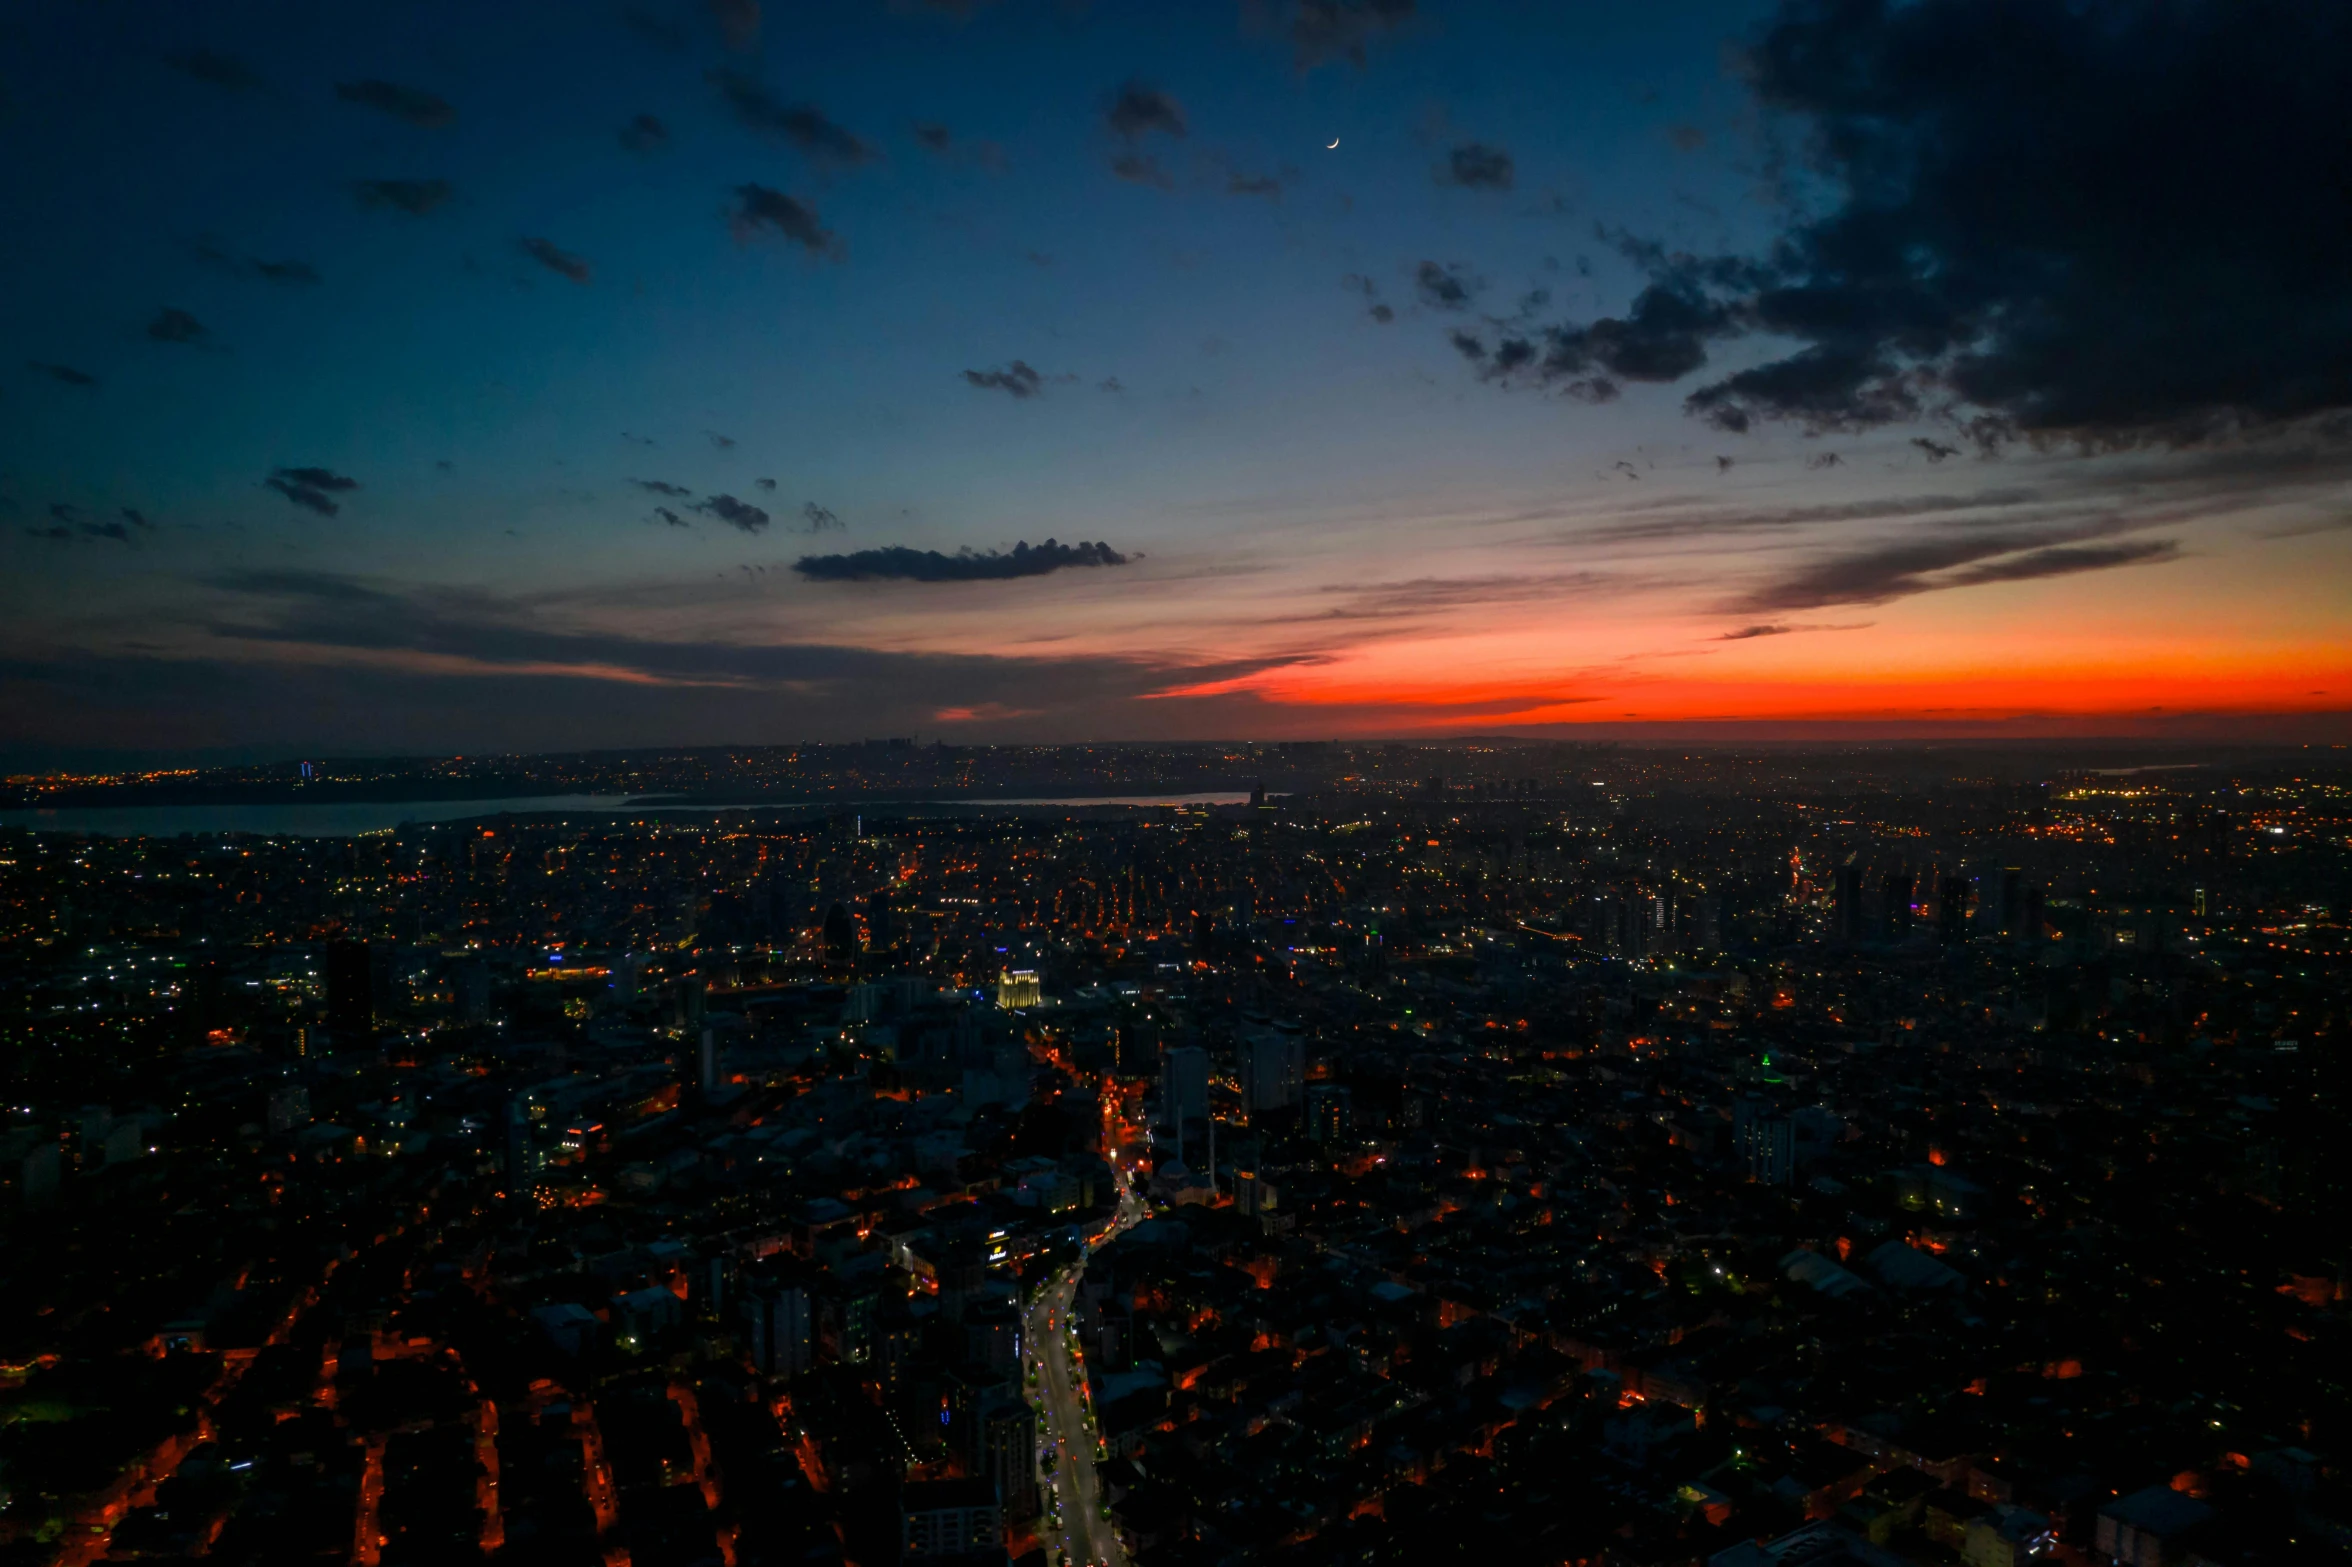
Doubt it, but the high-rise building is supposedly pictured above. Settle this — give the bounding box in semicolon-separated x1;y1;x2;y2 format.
1306;1082;1353;1145
1881;871;1915;939
1733;1097;1795;1187
1237;1022;1304;1120
976;1394;1039;1522
325;939;373;1044
1160;1045;1209;1128
901;1479;1002;1560
1833;863;1864;944
1938;875;1972;943
741;1269;813;1380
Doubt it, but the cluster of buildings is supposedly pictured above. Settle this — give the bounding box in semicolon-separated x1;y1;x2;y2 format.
0;744;2341;1565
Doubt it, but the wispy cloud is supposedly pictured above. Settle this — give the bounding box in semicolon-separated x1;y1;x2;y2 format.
519;236;591;283
352;179;453;216
1288;0;1414;70
709;71;875;164
197;240;321;286
1440;142;1513;190
147;307;208;344
264;467;359;517
334;79;455;127
729;184;835;254
1732;527;2178;612
163;49;263;92
962;361;1046;398
1106;82;1187;140
694;494;769;533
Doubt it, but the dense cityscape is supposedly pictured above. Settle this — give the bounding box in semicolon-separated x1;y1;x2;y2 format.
0;742;2342;1566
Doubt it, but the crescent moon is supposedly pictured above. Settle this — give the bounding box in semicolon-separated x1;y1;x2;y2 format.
1327;137;1340;150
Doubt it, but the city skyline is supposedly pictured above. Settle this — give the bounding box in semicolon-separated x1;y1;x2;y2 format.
5;0;2350;765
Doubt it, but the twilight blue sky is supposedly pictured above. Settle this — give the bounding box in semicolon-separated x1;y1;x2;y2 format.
4;0;2348;761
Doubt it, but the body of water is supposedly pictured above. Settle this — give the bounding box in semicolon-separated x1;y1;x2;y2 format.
0;791;1261;837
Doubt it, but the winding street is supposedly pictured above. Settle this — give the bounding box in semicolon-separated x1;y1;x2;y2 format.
1024;1137;1146;1567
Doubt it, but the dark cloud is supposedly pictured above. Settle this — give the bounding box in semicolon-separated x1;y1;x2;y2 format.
708;432;736;450
619;113;669;152
754;477;777;491
708;71;875;164
694;494;769;533
1110;154;1173;189
1735;527;2177;612
1666;123;1705;152
264;467;358;517
621;6;689;49
122;508;154;530
29;362;98;388
1912;437;1960;463
352;179;453;216
1098;377;1124;393
729;183;836;254
334;79;455;128
146;308;208;345
49;503;80;525
962;361;1045;398
1440;142;1514;190
1567;0;2352;446
1369;304;1395;324
1288;0;1414;69
251;257;321;286
795;538;1128;583
1716;624;1791;640
631;479;691;497
802;502;842;531
2;570;1306;753
1582;486;2048;545
709;0;761;50
162;49;263;92
913;122;952;152
79;519;132;543
654;507;689;528
1415;261;1475;310
519;236;591;283
1452;273;1736;397
1941;539;2181;589
1106;82;1187;140
1313;570;1613;624
196;240;323;286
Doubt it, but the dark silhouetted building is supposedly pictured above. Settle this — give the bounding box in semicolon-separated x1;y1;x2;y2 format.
325;939;373;1044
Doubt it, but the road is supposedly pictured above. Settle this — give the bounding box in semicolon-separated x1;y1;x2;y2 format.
1024;1142;1146;1567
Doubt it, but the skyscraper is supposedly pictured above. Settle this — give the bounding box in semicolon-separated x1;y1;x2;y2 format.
1160;1045;1209;1128
325;939;373;1045
1237;1022;1304;1121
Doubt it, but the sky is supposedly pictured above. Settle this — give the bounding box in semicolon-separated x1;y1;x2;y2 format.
2;0;2349;764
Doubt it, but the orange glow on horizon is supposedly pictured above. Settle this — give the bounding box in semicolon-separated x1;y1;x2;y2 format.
1147;639;2352;731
